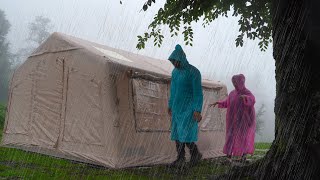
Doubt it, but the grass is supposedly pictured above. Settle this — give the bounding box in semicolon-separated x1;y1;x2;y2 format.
0;105;271;179
0;146;150;180
0;146;231;179
0;142;270;179
254;143;271;150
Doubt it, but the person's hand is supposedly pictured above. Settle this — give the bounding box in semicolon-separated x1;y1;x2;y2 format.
193;111;202;122
240;95;247;99
168;108;172;117
209;102;218;108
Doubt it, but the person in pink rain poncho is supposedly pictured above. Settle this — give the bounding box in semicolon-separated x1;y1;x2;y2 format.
210;74;256;162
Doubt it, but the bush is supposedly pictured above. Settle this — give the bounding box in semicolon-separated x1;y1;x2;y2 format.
0;104;5;129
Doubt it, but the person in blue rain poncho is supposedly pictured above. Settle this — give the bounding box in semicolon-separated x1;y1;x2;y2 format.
167;44;204;167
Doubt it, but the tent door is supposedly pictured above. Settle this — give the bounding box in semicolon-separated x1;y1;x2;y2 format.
29;56;65;147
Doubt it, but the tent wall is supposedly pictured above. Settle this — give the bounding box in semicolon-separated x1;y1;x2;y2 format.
2;58;38;146
55;49;119;167
114;71;227;168
115;74;176;168
197;87;227;158
3;53;67;148
2;49;121;167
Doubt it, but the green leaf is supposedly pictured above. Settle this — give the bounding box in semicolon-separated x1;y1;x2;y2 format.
137;0;271;52
239;41;243;47
143;4;148;11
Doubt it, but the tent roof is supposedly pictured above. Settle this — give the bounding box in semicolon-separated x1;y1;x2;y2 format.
31;32;225;88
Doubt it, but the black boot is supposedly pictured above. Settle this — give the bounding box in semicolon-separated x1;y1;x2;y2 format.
241;154;247;163
186;143;202;167
170;141;186;167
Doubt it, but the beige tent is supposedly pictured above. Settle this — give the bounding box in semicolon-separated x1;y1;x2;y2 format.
1;32;227;168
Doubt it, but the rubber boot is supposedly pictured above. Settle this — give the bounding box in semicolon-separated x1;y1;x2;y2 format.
187;143;202;167
169;141;186;168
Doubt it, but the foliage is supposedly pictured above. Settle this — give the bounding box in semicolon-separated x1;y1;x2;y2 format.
0;9;12;103
136;0;272;51
27;15;53;45
14;15;54;65
0;104;5;130
256;103;266;136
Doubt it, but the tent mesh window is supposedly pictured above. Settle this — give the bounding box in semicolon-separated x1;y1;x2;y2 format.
131;75;171;132
200;88;224;131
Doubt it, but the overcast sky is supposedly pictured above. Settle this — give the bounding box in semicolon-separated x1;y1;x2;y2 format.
0;0;276;142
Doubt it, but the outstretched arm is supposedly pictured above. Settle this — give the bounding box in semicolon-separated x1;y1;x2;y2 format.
209;97;229;108
218;98;229;108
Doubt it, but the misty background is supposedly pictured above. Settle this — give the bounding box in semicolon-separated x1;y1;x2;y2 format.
0;0;275;142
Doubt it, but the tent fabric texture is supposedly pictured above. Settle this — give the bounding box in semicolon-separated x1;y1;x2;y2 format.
1;32;228;168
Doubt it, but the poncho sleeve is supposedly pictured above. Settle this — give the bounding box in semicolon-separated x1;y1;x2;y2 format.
192;70;203;112
243;94;255;107
168;74;176;110
218;97;229;108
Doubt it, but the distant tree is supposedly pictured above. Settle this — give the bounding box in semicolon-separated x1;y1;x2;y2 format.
12;47;33;66
256;103;266;136
0;9;12;103
27;15;53;45
0;104;5;129
14;15;53;65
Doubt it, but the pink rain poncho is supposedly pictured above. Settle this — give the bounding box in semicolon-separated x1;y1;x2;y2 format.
217;74;256;156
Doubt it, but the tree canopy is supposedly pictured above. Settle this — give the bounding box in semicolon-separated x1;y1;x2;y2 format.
13;15;54;66
27;16;53;45
0;9;12;103
256;103;266;136
136;0;272;51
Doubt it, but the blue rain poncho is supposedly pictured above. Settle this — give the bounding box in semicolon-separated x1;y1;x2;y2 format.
168;44;203;142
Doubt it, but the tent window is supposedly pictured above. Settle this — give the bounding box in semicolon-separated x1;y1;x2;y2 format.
132;78;171;132
200;88;224;131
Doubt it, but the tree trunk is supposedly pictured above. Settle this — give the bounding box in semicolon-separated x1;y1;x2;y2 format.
254;0;320;179
211;0;320;179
